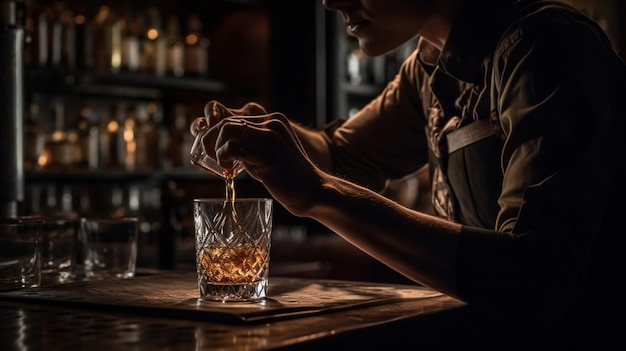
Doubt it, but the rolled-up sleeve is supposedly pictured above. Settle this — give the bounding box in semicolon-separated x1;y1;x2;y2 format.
325;50;430;192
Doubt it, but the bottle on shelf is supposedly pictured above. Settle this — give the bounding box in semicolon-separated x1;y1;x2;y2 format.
76;183;94;217
68;102;99;171
141;6;166;77
106;184;127;219
56;7;77;69
135;102;165;171
39;101;75;171
35;4;53;67
23;96;46;171
165;15;184;77
99;103;124;171
183;14;209;77
156;104;170;169
346;41;370;85
92;4;120;72
109;12;123;73
122;104;138;171
74;3;95;70
166;103;194;169
48;0;64;67
23;0;38;66
36;182;68;216
120;11;141;72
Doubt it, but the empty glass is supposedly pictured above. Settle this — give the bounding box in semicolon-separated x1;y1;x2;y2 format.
81;217;139;279
40;215;80;284
0;217;42;290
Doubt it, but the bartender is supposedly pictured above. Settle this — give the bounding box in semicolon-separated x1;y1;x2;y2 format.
195;0;624;348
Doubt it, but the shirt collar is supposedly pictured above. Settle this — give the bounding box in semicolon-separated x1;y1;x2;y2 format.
419;0;516;84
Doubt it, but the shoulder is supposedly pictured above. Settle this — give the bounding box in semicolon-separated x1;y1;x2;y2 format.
397;38;435;93
495;1;610;59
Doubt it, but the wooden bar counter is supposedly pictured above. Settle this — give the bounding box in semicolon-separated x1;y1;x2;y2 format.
0;270;467;350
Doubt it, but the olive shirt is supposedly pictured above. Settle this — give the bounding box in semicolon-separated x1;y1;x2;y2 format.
323;0;625;345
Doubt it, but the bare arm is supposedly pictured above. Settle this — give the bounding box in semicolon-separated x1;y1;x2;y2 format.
307;172;462;297
290;122;333;172
209;114;463;298
287;121;460;293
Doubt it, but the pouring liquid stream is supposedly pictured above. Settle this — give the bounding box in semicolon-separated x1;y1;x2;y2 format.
188;119;246;236
221;170;244;237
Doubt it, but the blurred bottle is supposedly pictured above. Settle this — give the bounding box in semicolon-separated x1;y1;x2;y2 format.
76;184;94;217
23;96;46;171
23;0;41;66
36;4;53;67
99;103;123;170
120;12;141;72
129;182;161;267
135;102;165;171
57;7;76;69
141;6;166;76
74;3;95;70
92;4;119;72
40;101;75;171
183;14;209;77
167;103;193;169
122;105;137;171
45;1;76;69
39;182;59;216
165;15;184;77
109;12;122;73
59;183;78;216
48;1;63;67
106;184;127;219
69;103;99;170
347;45;370;85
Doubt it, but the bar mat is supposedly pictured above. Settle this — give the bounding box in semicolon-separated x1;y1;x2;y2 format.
0;270;443;324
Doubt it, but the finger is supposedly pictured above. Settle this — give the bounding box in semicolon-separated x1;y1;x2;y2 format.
190;117;208;137
228;114;270;126
229;102;267;116
204;100;268;127
199;118;237;161
218;123;308;187
204;100;229;126
213;114;310;170
220;113;312;163
214;119;255;169
216;118;291;166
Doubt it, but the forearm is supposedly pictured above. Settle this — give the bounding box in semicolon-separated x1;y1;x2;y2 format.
290;122;333;172
305;172;463;298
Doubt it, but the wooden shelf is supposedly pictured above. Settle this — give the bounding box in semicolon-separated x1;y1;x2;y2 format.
26;67;250;100
24;169;233;183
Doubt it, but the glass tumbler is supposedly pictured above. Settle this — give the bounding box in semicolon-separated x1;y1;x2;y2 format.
193;198;273;302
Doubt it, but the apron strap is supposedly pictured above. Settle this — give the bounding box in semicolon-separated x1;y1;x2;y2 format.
446;119;497;154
